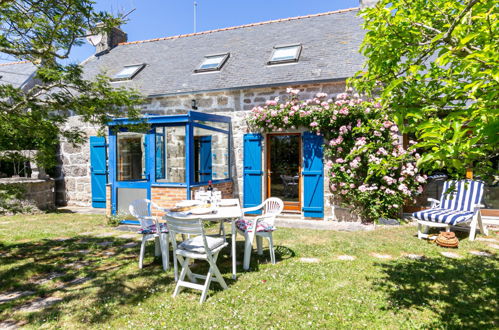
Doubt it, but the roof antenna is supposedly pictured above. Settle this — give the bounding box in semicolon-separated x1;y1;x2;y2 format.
193;1;197;33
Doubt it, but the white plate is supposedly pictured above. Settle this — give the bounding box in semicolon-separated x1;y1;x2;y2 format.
190;208;214;215
218;200;237;207
176;200;202;207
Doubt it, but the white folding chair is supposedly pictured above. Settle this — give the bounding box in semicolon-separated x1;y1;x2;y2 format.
235;197;284;270
166;215;229;303
129;199;169;271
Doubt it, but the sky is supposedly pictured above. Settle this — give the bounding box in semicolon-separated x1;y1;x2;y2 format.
53;0;359;64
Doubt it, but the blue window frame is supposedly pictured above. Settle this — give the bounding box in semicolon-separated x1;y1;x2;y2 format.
107;111;232;215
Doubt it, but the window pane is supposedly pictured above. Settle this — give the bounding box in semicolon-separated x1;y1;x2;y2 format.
271;46;300;62
117;132;145;181
156;126;186;183
483;156;499;209
193;127;229;182
113;65;144;80
197;54;228;71
193;120;229;131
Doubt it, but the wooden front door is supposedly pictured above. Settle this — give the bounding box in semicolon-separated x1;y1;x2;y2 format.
266;133;301;211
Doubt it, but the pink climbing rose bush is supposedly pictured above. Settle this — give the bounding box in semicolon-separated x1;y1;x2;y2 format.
246;90;426;222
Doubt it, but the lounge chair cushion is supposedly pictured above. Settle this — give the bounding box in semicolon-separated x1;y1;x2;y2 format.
236;218;275;232
138;223;168;235
412;208;475;225
179;235;225;253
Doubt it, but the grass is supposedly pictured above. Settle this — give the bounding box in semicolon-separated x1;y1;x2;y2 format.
0;213;498;329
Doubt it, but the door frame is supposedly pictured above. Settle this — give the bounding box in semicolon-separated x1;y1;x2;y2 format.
266;133;302;212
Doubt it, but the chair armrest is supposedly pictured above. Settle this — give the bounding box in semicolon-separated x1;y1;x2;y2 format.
242;204;263;213
428;198;440;208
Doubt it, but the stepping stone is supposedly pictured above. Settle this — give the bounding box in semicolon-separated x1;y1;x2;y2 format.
102;251;116;256
476;237;498;243
32;272;65;284
118;234;137;239
0;320;25;329
65;261;89;270
0;291;35;304
17;296;62;312
371;253;393;260
54;237;70;242
76;249;90;254
299;257;320;263
122;242;138;248
95;232;115;237
488;244;499;250
469;250;493;257
337;255;356;261
403;253;425;260
96;241;113;247
440;251;463;259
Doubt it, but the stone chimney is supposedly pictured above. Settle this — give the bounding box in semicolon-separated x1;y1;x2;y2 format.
95;25;127;54
360;0;378;8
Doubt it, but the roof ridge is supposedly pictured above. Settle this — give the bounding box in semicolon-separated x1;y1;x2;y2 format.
119;7;359;46
0;60;31;66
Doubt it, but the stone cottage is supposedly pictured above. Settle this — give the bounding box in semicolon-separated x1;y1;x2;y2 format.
59;7;366;220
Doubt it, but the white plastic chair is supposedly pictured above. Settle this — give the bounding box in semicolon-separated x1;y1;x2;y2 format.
166;214;229;303
129;199;169;271
194;190;225;236
236;197;284;270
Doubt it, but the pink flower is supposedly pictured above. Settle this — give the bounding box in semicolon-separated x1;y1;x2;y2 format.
383;121;393;128
336;158;345;163
374;131;382;137
316;92;328;98
355;137;367;147
350;184;356;188
340;190;348;195
359;185;368;192
310;121;319;127
339;107;349;115
390;125;399;132
266;100;277;106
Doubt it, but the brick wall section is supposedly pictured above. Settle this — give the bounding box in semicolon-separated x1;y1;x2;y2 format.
191;181;234;199
105;184;111;217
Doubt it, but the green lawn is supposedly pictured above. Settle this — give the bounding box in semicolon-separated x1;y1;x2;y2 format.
0;213;497;329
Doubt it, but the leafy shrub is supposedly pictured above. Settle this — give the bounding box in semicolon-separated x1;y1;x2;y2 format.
246;90;426;222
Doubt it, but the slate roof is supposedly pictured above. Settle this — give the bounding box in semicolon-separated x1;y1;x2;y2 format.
82;8;365;97
0;61;37;90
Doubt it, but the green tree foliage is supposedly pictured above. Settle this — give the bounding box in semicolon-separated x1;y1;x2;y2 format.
352;0;498;179
0;0;143;168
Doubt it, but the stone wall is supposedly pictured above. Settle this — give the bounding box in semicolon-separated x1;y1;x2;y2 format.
62;80;347;219
56;116;100;206
0;178;55;210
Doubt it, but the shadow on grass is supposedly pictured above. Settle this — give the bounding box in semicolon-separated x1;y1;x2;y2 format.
372;255;499;328
0;235;174;325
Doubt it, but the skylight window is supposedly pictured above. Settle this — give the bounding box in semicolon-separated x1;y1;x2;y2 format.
112;64;145;81
268;45;302;64
195;53;229;73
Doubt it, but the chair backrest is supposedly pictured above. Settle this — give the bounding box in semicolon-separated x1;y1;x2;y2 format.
194;190;222;202
440;180;484;212
261;197;284;226
194;191;211;202
165;215;212;253
129;199;154;229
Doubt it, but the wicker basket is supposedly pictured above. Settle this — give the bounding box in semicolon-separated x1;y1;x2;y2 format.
435;231;459;248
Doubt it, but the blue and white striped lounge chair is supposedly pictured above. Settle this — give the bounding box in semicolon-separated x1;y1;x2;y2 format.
412;180;489;241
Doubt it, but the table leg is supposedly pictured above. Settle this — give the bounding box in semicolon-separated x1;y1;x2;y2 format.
231;219;236;279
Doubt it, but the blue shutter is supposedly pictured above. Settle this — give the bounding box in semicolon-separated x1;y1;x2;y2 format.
90;136;107;208
199;136;212;182
302;132;324;218
243;134;263;214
